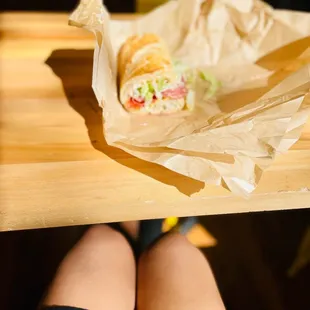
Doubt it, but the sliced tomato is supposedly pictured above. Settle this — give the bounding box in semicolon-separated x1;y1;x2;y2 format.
128;97;145;109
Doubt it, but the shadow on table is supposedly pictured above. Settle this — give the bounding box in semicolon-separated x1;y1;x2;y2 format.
45;49;204;196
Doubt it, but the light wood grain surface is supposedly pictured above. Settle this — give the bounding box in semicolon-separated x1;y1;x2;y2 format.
1;13;310;232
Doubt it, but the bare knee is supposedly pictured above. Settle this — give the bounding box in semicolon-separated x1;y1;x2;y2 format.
65;224;134;267
85;224;129;247
140;232;199;264
138;233;225;310
154;232;192;252
44;225;136;309
83;224;128;247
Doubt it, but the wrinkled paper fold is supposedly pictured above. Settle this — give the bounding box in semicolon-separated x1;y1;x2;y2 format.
70;0;310;196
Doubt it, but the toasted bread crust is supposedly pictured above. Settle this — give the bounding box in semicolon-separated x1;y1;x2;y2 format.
118;34;172;88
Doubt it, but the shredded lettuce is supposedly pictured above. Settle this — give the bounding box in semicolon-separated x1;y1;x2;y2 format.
199;70;221;99
157;78;168;91
133;60;221;110
138;83;149;97
133;59;221;111
134;78;171;102
145;91;153;102
135;82;155;102
173;58;221;99
147;81;154;93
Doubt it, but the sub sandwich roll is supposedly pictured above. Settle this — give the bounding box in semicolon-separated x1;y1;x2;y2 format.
118;34;189;115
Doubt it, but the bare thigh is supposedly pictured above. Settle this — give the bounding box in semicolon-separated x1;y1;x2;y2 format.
43;225;136;310
137;232;225;310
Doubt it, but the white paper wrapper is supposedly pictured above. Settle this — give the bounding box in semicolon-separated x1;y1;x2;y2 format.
69;0;310;196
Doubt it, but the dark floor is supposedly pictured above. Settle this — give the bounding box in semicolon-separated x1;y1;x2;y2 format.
0;209;309;310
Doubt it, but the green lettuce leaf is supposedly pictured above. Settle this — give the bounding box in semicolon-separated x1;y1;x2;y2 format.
145;91;153;102
199;70;221;98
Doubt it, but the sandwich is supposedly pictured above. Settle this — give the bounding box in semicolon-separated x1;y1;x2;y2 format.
118;33;190;115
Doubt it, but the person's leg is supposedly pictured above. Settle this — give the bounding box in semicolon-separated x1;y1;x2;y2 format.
43;225;136;310
137;232;225;310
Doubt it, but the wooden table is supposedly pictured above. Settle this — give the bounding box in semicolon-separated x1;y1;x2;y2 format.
1;13;310;232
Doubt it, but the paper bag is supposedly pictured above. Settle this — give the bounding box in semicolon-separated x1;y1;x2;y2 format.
69;0;310;196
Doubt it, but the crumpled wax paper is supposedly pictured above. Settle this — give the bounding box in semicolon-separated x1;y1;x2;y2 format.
69;0;310;196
